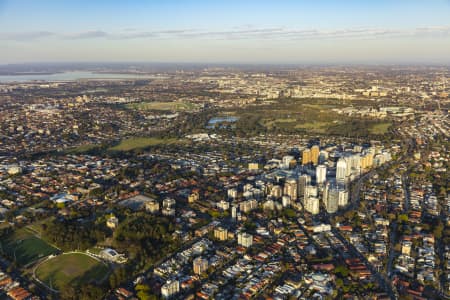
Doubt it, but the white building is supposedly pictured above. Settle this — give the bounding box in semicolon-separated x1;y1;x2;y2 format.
283;178;297;200
217;200;230;211
305;197;320;215
193;256;209;274
237;232;253;247
338;189;349;207
231;205;237;220
305;185;318;200
227;188;238;199
161;280;180;299
336;158;347;182
316;165;327;184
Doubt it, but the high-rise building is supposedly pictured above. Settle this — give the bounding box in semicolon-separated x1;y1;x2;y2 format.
316;165;327;184
304;184;318;200
325;188;339;213
323;182;329;205
348;154;361;173
237;232;253;247
360;152;374;169
282;195;291;207
283;178;297;201
217;200;229;211
302;149;311;165
297;174;311;199
240;199;258;213
271;185;283;198
336;158;347;182
193;257;209;274
338;189;349;207
161;280;180;299
311;145;320;165
305;197;320;215
263;199;275;210
231;205;237;220
214;227;228;241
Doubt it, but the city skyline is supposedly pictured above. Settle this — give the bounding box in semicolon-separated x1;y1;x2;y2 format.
1;0;450;64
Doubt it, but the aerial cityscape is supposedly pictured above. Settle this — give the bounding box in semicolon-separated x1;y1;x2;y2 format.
0;1;449;300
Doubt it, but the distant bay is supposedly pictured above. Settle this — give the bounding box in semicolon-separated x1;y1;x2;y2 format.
0;71;165;83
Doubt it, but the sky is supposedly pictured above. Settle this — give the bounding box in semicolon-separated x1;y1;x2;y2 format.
1;0;450;64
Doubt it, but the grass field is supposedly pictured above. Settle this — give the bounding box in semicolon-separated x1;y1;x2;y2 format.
223;98;393;137
126;101;197;111
65;143;99;154
35;253;109;290
109;137;180;151
2;228;58;266
295;121;337;133
369;122;392;135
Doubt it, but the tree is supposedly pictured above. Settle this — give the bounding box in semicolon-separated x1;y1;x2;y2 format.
397;214;408;223
433;222;444;239
136;284;152;300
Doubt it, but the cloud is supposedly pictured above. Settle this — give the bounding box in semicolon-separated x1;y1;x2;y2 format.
0;31;55;41
1;26;449;42
63;30;109;39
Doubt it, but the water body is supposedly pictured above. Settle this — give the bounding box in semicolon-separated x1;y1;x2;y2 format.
0;71;165;83
207;116;239;128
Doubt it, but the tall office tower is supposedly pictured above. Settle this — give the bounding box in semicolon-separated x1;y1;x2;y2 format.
283;178;298;201
325;188;339;213
297;174;311;200
271;185;283;198
336;158;347;182
305;184;318;200
316;164;327;184
310;145;320;165
338;189;349;207
305;197;320;215
323;182;329;204
302;149;311;165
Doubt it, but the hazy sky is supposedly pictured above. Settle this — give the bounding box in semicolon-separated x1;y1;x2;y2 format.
1;0;450;64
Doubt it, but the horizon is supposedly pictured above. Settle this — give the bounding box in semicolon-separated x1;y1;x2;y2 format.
1;0;450;64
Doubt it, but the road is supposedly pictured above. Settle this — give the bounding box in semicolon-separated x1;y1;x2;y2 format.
386;174;409;278
331;228;397;299
330;162;401;299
